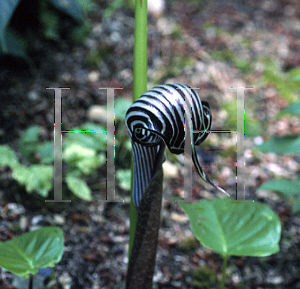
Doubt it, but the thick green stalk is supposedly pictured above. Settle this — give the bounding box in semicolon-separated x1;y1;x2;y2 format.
128;0;148;258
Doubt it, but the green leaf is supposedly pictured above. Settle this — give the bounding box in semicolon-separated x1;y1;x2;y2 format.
12;164;53;197
37;141;54;164
18;126;41;160
0;226;64;279
262;59;299;102
65;175;92;201
0;0;21;53
177;198;281;257
76;0;95;12
0;145;19;168
291;75;300;82
63;143;99;175
258;179;300;196
282;101;300;116
19;126;40;143
292;197;300;213
48;0;83;22
39;3;60;41
258;179;300;213
115;98;132;121
257;135;300;154
245;115;263;137
0;30;31;63
64;123;107;151
103;0;126;18
116;169;131;190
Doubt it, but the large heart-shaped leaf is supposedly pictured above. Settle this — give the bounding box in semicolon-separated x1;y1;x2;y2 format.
0;227;64;278
177;198;281;257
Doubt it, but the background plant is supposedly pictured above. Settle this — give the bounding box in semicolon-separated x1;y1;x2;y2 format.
0;0;94;63
257;99;300;213
0;226;64;289
178;198;281;289
0;97;132;201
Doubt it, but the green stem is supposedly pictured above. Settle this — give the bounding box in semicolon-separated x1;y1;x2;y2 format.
133;0;148;101
128;0;148;258
220;255;228;289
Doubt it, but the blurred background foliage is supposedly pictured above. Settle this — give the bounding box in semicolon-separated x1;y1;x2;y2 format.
0;0;299;210
0;97;132;201
257;100;300;213
0;0;94;61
